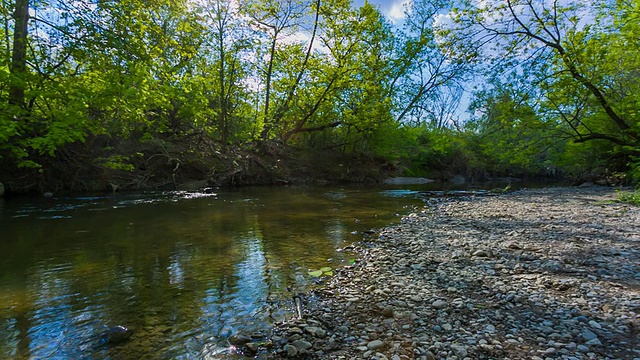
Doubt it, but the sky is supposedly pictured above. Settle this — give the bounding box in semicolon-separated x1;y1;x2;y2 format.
355;0;411;23
355;0;473;123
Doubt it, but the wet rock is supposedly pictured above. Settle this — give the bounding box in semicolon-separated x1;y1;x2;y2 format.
283;344;297;357
105;325;134;344
245;342;259;353
291;339;313;351
229;334;252;346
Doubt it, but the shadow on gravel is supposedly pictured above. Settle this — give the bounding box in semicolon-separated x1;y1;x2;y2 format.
268;189;640;359
415;194;639;359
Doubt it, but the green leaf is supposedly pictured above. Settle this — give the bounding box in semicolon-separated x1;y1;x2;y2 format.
308;270;323;277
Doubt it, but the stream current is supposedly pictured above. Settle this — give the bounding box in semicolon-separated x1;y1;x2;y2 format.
0;184;440;359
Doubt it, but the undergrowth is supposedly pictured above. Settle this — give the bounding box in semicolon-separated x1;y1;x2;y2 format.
616;189;640;206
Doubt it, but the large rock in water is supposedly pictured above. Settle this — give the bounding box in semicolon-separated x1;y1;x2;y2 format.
82;325;134;351
107;325;133;344
383;177;435;185
103;325;134;345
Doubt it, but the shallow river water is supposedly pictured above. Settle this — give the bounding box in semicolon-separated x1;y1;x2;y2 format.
0;184;440;359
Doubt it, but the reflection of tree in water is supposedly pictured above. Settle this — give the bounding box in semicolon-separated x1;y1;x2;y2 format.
0;186;425;358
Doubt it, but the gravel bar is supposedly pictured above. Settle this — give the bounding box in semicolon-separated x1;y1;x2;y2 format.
267;185;640;359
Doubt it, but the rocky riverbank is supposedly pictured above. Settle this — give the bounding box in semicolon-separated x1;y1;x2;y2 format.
268;185;640;359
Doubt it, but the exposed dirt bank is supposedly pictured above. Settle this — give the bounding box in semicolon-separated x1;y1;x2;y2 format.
267;185;640;359
0;137;398;195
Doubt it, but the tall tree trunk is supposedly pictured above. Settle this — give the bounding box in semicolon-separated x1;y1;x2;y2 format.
9;0;29;108
218;25;228;143
272;0;320;125
3;0;12;59
260;36;277;141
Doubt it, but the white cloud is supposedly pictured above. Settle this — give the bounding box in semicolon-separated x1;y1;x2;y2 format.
282;31;310;45
385;0;410;23
282;31;330;54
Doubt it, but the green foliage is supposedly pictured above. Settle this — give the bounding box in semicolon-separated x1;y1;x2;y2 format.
432;0;640;181
628;150;640;184
2;0;638;190
96;155;136;172
616;189;640;206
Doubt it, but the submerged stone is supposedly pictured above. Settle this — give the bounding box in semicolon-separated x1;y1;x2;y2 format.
106;325;134;344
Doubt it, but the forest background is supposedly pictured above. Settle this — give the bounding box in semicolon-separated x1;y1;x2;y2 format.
0;0;638;193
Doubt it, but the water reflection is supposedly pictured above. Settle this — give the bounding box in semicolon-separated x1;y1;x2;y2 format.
0;185;427;359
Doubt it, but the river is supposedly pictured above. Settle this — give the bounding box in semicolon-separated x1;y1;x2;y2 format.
0;184;443;359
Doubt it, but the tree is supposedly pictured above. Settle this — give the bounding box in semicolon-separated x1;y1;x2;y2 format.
244;0;309;141
444;0;639;149
466;80;558;174
8;0;27;107
390;0;467;126
312;1;396;151
199;0;253;144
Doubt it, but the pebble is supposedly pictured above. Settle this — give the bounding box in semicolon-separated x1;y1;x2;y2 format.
588;320;602;329
284;344;297;356
367;340;384;350
585;338;602;346
472;250;490;257
450;344;468;358
577;345;590;352
291;339;312;351
432;300;448;310
582;329;598;341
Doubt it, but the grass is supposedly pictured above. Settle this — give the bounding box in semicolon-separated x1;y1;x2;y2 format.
616;189;640;206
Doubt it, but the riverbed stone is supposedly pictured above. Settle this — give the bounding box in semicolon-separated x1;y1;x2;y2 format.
582;328;598;341
450;344;468;358
432;300;447;310
585;338;602;346
291;340;313;351
305;326;326;338
245;342;259;353
472;249;490;257
367;339;384;350
229;334;252;346
283;344;297;357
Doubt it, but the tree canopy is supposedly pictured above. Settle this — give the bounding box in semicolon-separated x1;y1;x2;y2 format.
0;0;638;192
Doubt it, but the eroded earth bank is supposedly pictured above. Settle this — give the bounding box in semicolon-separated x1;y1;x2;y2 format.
267;186;640;359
